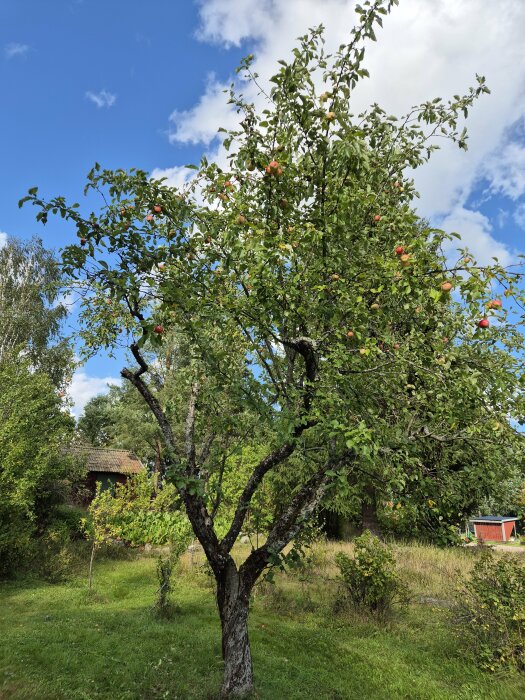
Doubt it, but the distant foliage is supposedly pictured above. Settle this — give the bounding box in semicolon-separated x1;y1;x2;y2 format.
454;551;525;672
0;361;76;577
335;531;405;615
88;472;191;546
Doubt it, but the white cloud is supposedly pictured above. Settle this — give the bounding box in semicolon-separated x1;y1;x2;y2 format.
150;165;197;190
4;42;30;59
440;207;515;267
483;141;525;201
0;231;7;248
85;90;117;109
168;75;239;145
514;202;525;230
69;370;120;418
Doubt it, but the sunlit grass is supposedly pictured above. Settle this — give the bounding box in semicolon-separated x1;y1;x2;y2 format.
1;542;524;699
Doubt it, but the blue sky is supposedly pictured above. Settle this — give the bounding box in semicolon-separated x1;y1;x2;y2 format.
1;0;525;415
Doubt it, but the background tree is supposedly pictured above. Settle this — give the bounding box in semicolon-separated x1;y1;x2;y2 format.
0;360;76;577
23;0;525;694
0;236;73;387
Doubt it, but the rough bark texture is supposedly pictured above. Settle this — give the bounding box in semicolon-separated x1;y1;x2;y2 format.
217;561;254;697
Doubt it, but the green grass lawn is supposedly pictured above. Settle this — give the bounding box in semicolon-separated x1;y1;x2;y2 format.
1;547;524;700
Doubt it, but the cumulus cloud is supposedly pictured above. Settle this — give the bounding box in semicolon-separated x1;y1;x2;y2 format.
85;89;117;109
150;165;198;190
483;141;525;201
69;370;120;418
168;75;239;145
440;207;515;267
4;42;30;59
0;231;7;248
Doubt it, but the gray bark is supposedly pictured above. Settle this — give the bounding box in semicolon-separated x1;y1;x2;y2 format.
217;561;254;697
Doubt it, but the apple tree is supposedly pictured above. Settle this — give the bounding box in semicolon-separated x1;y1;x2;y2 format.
22;0;525;694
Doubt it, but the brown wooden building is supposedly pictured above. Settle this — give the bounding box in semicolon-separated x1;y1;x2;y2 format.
67;446;145;501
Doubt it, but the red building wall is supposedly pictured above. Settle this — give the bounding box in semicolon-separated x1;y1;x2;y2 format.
474;523;504;541
503;520;516;540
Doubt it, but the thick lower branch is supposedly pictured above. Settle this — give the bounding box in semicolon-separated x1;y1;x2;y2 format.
239;451;352;589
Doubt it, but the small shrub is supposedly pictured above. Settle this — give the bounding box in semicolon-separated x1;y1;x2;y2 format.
153;539;190;618
453;551;525;672
335;530;406;615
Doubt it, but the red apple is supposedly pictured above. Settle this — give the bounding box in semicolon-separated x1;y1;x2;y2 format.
153;204;162;214
154;325;164;334
395;246;405;255
478;318;490;329
374;215;381;222
265;160;282;176
346;330;354;338
224;181;233;189
146;214;154;222
487;299;502;309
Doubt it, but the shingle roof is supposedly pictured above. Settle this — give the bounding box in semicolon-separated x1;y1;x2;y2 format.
66;446;145;475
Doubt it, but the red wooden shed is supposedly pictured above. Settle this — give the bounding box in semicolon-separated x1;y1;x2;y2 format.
470;516;518;542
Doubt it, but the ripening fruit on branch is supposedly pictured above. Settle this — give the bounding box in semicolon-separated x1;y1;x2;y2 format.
487;298;502;309
370;303;380;311
224;181;233;189
346;330;354;338
265;160;283;176
395;246;405;256
320;91;331;102
400;253;412;266
80;238;87;246
236;215;247;225
441;282;453;293
146;214;154;222
373;215;381;222
331;274;340;281
325;111;336;121
478;318;490;329
158;262;166;270
154;325;164;334
153;204;162;214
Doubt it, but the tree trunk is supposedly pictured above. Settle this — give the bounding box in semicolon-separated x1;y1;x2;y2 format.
217;561;254;697
361;483;382;538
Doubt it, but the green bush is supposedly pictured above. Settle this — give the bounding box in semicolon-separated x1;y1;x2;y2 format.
88;472;191;546
0;362;76;578
453;551;525;672
335;531;405;615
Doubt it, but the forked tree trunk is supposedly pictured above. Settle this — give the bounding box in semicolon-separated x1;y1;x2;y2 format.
216;561;254;697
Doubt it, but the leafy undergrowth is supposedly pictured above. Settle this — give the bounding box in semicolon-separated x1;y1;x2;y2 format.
1;544;525;699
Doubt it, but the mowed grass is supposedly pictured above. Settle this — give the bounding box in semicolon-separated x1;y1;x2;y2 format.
1;542;525;700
